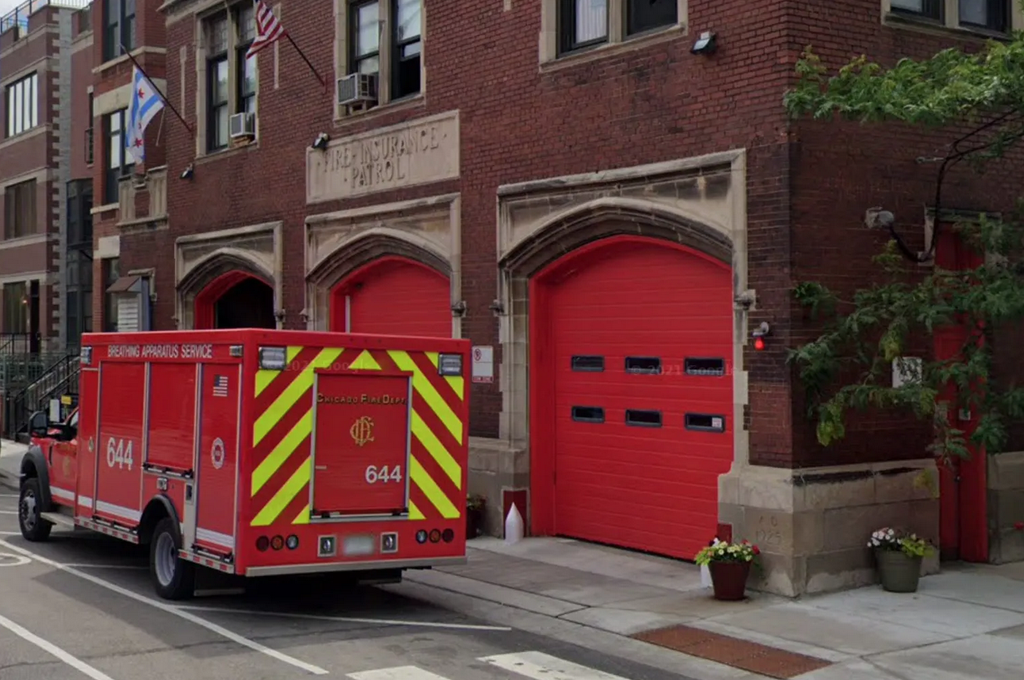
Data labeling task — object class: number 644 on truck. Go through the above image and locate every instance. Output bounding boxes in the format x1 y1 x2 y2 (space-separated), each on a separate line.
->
17 329 471 599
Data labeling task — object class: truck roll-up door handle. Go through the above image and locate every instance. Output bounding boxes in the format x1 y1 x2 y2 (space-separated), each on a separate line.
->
315 465 328 471
48 446 53 464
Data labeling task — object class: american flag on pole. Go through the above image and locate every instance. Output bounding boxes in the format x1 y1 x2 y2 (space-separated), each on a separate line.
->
212 375 229 398
246 0 286 59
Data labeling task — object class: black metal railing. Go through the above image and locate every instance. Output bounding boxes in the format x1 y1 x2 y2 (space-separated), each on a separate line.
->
2 351 80 441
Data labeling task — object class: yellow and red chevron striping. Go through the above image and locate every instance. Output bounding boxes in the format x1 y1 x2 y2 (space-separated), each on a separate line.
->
247 345 466 527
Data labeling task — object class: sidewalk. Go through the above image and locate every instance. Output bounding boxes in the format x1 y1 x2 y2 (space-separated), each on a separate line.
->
0 437 25 488
5 437 1024 679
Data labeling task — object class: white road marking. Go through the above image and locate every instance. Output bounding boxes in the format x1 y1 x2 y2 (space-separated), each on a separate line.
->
0 613 118 680
0 552 31 567
64 563 147 570
349 667 451 680
0 510 18 514
0 540 329 675
480 651 634 680
180 604 512 631
0 531 20 536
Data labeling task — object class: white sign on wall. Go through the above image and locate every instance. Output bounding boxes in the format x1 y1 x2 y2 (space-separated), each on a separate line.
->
472 346 494 384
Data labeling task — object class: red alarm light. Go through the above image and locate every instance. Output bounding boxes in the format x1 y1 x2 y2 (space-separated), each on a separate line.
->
754 336 765 351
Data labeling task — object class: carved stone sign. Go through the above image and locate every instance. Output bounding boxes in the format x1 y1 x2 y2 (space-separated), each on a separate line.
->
306 110 460 204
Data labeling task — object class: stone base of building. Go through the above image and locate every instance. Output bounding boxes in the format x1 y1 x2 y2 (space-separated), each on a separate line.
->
468 437 529 538
718 460 941 597
989 451 1024 563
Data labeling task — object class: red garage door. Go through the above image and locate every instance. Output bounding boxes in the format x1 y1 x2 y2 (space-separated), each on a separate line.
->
331 256 451 337
539 237 733 560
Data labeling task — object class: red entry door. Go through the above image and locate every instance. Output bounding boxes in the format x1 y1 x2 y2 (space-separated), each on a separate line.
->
332 257 451 337
544 239 734 560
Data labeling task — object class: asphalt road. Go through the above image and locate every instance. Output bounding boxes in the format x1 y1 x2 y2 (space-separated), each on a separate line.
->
0 490 687 680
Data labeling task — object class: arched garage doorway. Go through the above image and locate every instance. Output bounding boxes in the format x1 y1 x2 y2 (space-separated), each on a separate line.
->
529 235 734 561
329 255 451 337
194 271 276 330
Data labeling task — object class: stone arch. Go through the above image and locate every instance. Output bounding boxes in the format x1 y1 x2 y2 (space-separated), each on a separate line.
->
305 229 452 330
500 196 733 278
177 248 276 330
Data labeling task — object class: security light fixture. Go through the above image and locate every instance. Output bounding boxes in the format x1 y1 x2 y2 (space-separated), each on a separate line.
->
312 132 330 150
691 31 717 56
180 163 194 180
751 321 770 351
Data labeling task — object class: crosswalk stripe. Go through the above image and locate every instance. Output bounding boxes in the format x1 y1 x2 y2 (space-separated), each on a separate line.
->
479 651 634 680
348 668 451 680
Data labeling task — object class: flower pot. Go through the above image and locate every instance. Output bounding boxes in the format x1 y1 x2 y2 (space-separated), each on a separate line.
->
709 560 752 601
875 548 922 593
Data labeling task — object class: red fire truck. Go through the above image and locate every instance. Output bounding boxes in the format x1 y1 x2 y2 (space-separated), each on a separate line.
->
16 329 471 599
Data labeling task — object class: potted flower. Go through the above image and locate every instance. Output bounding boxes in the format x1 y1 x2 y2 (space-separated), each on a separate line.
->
466 493 486 539
694 538 761 601
868 527 934 593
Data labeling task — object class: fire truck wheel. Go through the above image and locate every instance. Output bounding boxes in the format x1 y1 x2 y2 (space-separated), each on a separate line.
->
149 517 195 600
18 477 52 542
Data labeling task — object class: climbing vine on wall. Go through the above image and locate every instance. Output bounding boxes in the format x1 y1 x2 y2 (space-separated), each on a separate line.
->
782 37 1024 462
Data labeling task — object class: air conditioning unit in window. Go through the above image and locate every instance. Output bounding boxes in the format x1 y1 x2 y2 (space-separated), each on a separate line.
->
337 73 377 106
229 112 255 139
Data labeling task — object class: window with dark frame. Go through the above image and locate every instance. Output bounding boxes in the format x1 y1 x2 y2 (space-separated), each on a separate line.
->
4 180 37 240
958 0 1008 31
626 0 677 35
102 258 120 332
86 91 94 165
102 0 136 63
103 109 132 205
2 282 29 335
5 73 38 138
351 1 381 77
235 3 257 117
392 0 422 99
206 12 230 152
558 0 608 54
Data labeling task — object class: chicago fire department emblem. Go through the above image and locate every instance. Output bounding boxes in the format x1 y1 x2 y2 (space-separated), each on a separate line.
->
62 454 72 478
350 416 375 447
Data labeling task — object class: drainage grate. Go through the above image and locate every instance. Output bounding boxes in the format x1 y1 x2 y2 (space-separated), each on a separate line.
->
632 624 833 679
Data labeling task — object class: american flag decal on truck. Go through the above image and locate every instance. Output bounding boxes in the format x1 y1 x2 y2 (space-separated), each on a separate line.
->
212 375 229 398
248 346 466 527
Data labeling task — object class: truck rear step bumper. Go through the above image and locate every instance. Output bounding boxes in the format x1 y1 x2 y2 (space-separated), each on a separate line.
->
243 555 468 577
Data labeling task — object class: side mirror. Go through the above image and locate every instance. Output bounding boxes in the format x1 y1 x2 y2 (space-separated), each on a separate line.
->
28 411 49 436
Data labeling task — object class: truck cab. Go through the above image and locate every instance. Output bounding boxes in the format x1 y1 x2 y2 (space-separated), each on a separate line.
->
18 406 80 542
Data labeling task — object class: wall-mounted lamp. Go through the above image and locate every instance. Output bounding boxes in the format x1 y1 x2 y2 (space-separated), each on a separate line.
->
451 300 467 317
312 132 330 151
751 321 770 351
489 299 505 316
691 31 717 56
180 163 194 180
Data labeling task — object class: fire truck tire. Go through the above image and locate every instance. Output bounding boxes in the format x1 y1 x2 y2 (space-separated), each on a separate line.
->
18 477 52 542
149 517 195 600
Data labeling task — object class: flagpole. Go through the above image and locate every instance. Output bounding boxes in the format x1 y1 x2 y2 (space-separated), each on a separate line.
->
120 44 193 132
284 33 327 91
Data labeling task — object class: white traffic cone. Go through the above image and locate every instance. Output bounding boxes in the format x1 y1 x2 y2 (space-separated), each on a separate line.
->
504 503 524 545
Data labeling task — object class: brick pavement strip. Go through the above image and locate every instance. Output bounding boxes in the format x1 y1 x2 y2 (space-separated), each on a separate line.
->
633 625 833 679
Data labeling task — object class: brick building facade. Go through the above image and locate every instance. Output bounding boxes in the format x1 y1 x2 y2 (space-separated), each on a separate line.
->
95 0 1024 595
0 0 92 352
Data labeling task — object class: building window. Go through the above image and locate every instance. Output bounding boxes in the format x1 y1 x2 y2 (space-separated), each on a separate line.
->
351 1 380 76
2 282 28 335
557 0 677 55
86 92 95 165
887 0 1011 32
4 73 38 138
959 0 1008 31
3 180 37 240
102 258 119 332
102 0 136 63
103 109 133 205
202 5 258 153
392 0 422 99
341 0 422 110
236 3 257 117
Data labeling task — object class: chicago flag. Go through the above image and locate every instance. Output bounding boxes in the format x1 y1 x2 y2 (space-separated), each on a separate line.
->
126 65 165 165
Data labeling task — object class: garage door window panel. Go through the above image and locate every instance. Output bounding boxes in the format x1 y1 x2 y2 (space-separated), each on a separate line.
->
571 354 604 371
684 357 725 376
570 406 604 423
624 356 661 374
624 409 661 427
685 413 726 433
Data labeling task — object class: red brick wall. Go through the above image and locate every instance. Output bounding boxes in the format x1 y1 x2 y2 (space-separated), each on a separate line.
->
114 0 1024 467
70 23 95 181
782 2 1024 467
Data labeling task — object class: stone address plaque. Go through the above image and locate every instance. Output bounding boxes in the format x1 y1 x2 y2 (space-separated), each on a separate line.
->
306 110 460 204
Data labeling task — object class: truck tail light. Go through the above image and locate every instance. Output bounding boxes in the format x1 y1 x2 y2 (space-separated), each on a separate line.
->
256 536 270 551
258 346 287 370
429 529 441 543
270 535 285 551
442 529 454 543
286 535 299 550
416 530 428 544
